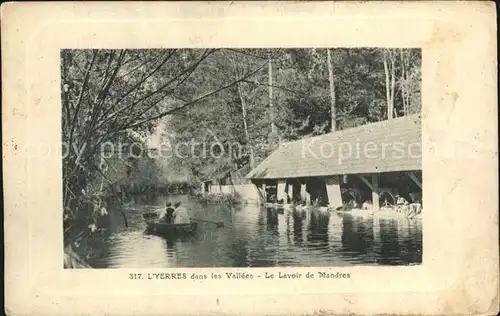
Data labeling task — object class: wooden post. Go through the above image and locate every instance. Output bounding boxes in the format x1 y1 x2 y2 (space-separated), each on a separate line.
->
300 181 310 205
262 182 267 203
291 180 300 202
325 176 342 208
372 174 380 211
284 181 291 202
277 179 287 202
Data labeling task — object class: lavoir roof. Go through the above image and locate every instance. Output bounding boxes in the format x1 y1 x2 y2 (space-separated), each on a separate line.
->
246 115 421 180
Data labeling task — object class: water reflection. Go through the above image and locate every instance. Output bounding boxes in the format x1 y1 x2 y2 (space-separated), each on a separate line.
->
88 196 423 268
377 219 401 265
266 207 279 227
292 210 305 246
307 210 330 250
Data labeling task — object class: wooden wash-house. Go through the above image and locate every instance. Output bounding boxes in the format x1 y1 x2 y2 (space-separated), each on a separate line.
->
246 115 422 210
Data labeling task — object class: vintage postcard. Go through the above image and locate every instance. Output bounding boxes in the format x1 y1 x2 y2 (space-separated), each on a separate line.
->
2 1 498 315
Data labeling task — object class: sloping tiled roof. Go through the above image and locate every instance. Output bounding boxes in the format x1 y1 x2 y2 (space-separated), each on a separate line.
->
246 115 421 179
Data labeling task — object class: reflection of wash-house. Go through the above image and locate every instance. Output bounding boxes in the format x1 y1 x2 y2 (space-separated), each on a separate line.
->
246 115 422 210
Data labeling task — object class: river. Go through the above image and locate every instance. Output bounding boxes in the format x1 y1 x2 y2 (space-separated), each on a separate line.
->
88 195 422 268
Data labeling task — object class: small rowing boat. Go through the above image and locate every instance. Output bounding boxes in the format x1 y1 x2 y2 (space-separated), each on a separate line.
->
142 212 198 236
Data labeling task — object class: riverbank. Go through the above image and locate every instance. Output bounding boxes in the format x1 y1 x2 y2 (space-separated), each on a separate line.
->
264 203 422 220
337 207 423 220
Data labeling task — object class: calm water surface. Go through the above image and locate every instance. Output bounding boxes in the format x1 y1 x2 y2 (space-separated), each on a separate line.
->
88 195 422 268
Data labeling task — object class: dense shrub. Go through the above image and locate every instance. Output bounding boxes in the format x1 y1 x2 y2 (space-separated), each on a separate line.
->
192 192 243 206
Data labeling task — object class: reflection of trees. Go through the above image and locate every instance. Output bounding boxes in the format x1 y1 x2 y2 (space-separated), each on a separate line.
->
86 234 111 268
292 210 306 246
229 238 250 267
242 207 279 267
307 210 330 249
284 211 292 240
266 207 279 229
398 220 423 264
278 210 292 247
86 206 129 267
327 213 344 245
224 204 261 267
341 215 374 258
375 219 401 265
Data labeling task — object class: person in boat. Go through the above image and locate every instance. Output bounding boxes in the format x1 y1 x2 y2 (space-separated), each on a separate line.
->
158 202 175 223
165 202 176 223
172 201 190 224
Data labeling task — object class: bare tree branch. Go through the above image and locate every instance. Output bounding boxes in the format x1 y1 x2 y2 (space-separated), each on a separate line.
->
68 50 98 150
121 50 282 132
95 49 213 131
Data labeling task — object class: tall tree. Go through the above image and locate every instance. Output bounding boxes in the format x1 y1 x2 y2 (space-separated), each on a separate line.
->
229 53 256 169
382 48 397 120
268 56 276 134
327 49 337 131
397 48 421 116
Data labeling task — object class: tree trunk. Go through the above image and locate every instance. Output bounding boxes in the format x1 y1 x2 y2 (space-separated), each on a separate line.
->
268 58 276 133
383 54 392 120
230 57 255 169
403 49 414 115
327 49 337 132
236 80 255 169
390 51 396 118
400 49 407 116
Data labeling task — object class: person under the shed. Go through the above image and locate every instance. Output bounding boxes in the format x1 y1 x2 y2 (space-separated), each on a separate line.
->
172 201 191 224
395 195 410 213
